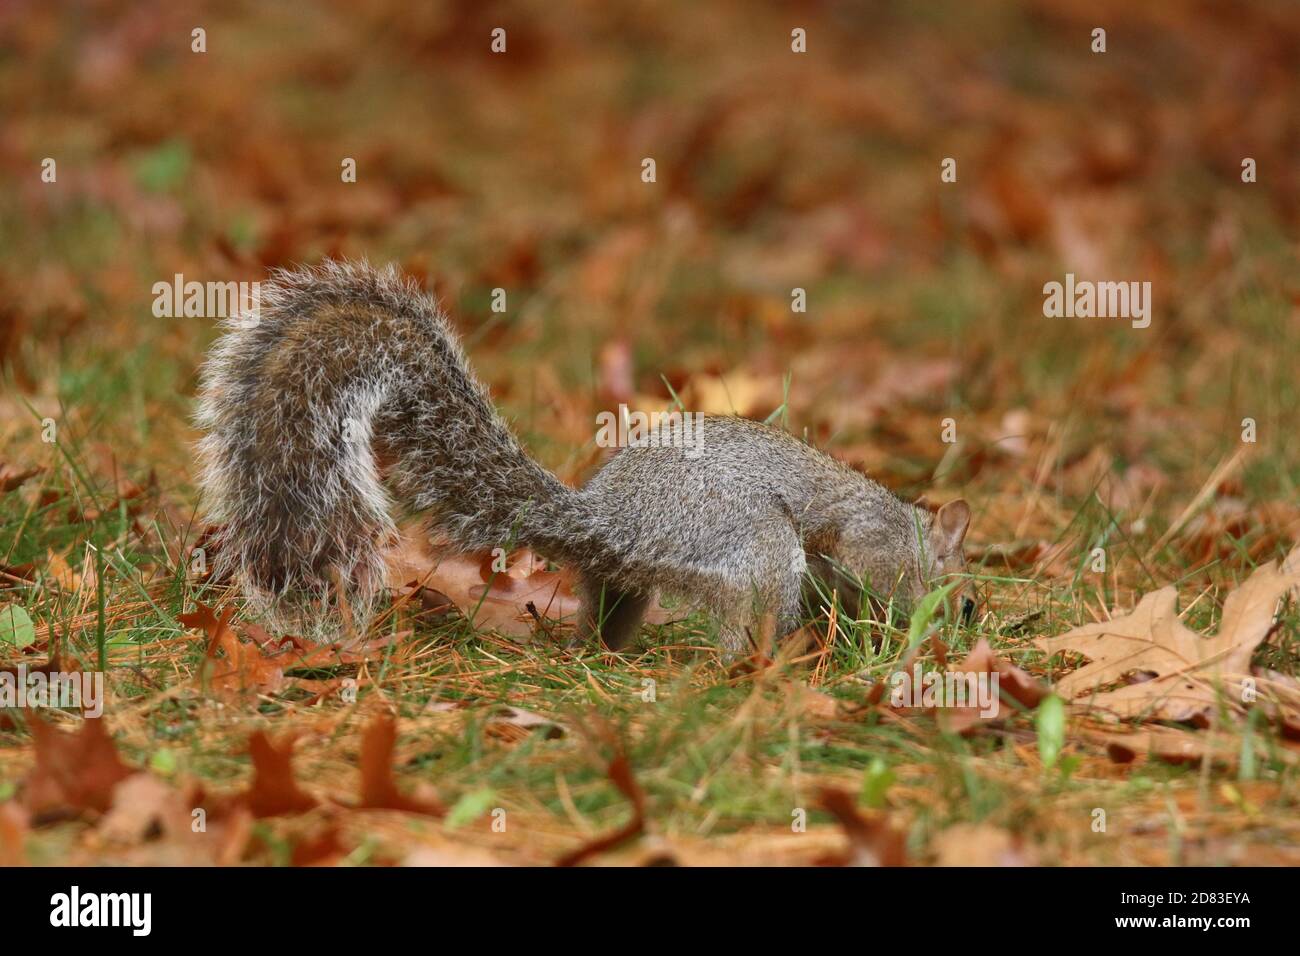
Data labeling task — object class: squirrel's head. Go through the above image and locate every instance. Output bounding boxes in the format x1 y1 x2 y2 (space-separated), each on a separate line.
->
917 498 972 617
822 496 971 621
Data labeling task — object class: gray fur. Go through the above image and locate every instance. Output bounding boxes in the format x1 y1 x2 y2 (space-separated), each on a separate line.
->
196 261 968 650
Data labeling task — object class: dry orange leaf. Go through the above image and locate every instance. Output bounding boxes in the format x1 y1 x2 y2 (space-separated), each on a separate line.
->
873 637 1049 735
1039 546 1300 724
0 463 42 493
99 774 254 865
356 715 444 816
555 752 646 866
44 549 78 591
384 526 682 639
183 603 288 696
685 369 784 417
484 704 567 741
0 801 29 865
1083 722 1294 769
244 731 319 818
98 772 185 843
932 823 1033 866
939 637 1051 734
816 787 906 867
22 715 134 818
291 826 350 867
384 533 580 637
179 602 363 700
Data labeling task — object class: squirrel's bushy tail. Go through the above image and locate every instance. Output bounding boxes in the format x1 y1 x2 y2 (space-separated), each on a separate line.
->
196 260 592 640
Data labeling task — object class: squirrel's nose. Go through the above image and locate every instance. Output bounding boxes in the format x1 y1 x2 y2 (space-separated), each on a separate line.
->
960 596 976 624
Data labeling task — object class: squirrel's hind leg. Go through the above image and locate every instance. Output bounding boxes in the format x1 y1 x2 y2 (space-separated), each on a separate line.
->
576 578 649 652
714 527 807 658
715 585 804 658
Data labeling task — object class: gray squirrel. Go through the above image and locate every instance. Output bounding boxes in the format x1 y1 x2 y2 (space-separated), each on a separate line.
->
196 260 971 653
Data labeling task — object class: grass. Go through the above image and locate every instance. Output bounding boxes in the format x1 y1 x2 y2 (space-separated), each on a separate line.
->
4 204 1299 863
2 395 1299 866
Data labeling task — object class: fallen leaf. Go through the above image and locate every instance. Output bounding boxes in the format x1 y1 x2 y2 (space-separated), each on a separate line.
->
597 338 635 406
403 842 508 867
881 637 1049 735
994 408 1033 459
0 464 42 492
485 705 566 741
180 602 362 700
291 826 349 866
0 802 28 865
243 731 318 818
555 752 646 866
815 787 906 866
1253 669 1300 740
686 369 784 417
243 623 388 666
356 715 444 816
933 823 1033 866
0 563 36 590
384 534 580 637
969 539 1068 576
956 637 1050 714
0 603 36 648
44 550 78 591
22 715 134 818
790 684 843 721
98 772 177 842
184 603 285 696
1084 722 1294 768
1039 546 1300 724
98 775 255 865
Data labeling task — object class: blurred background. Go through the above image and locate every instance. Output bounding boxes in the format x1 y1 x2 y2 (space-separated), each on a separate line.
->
4 0 1300 870
1 0 1298 576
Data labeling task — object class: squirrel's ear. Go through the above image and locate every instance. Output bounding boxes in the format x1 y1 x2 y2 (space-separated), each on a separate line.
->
932 498 971 552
